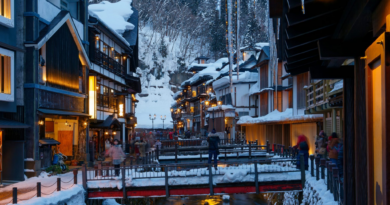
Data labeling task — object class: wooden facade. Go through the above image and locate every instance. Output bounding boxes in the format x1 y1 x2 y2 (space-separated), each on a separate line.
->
46 25 80 92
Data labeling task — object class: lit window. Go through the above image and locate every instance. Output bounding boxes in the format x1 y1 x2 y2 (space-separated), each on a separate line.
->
0 0 13 28
0 47 14 102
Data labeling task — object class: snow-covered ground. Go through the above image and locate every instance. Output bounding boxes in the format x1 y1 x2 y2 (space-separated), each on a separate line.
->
0 171 84 205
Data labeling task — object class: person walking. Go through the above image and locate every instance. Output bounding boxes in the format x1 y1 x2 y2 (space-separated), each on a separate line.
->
315 131 327 158
328 132 343 178
135 139 147 163
169 130 173 140
207 128 220 170
294 135 309 170
185 130 191 139
105 139 126 176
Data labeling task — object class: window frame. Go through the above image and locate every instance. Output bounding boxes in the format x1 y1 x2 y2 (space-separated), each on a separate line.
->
0 0 14 28
0 47 14 102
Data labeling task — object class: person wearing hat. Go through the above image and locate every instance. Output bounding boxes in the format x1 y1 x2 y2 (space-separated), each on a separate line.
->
105 139 126 176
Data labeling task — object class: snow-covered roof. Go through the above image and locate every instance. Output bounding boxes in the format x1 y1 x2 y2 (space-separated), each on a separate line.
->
181 58 229 86
88 0 135 47
207 105 235 111
172 91 182 100
237 108 322 125
329 80 343 95
212 71 258 90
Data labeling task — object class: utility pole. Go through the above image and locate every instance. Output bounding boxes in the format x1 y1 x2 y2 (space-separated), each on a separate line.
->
227 0 234 93
236 0 240 81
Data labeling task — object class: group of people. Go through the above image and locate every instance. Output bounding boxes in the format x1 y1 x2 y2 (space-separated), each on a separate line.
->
294 131 344 179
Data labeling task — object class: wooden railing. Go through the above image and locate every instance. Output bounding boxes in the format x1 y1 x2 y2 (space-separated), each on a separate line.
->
92 49 125 77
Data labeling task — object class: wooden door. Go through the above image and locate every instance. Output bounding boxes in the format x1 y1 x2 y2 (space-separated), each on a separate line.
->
365 32 390 205
58 131 73 156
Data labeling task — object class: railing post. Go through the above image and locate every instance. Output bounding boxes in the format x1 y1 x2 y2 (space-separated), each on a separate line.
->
329 163 335 194
256 140 258 150
82 164 87 189
320 158 326 179
122 165 126 199
12 187 17 204
164 166 169 197
175 143 178 163
249 141 252 159
300 153 305 188
315 155 320 181
200 150 202 162
37 182 41 197
57 178 61 191
208 164 214 196
98 161 102 177
73 169 78 184
130 156 133 166
273 143 276 153
156 146 159 161
266 140 269 153
282 145 285 157
225 148 227 161
254 161 259 194
145 152 149 165
309 155 315 177
333 167 339 201
326 161 331 191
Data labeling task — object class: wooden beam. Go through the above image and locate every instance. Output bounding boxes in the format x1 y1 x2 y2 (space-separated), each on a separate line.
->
318 40 365 60
286 2 342 26
285 28 331 49
353 57 367 205
309 66 354 79
286 12 340 39
285 56 319 70
286 52 318 65
285 42 317 58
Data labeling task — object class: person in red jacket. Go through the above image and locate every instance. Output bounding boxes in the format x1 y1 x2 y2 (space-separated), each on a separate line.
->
169 130 173 140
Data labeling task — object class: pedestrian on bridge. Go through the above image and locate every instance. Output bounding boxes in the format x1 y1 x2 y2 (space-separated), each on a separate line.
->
105 139 126 176
207 128 220 170
294 135 309 170
135 139 147 163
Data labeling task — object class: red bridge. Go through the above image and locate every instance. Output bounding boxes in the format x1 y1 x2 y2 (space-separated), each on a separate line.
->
82 158 304 199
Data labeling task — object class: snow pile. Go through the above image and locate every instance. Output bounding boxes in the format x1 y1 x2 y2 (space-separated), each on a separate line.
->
103 199 121 205
237 108 323 125
220 169 249 183
329 80 343 94
15 185 85 205
135 75 174 129
88 0 134 35
222 195 230 201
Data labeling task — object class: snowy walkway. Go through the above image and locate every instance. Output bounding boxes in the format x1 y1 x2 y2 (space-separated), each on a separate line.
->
0 171 84 205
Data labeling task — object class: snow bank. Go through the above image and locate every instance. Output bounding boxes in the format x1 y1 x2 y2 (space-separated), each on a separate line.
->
16 185 85 205
237 108 323 125
103 199 121 205
329 80 343 94
222 195 230 201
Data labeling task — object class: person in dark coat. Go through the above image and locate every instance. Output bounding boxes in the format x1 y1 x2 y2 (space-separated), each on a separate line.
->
294 135 309 170
328 132 343 178
207 128 220 170
185 130 191 138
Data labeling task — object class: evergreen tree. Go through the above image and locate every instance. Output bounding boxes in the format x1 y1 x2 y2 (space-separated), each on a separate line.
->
158 38 168 58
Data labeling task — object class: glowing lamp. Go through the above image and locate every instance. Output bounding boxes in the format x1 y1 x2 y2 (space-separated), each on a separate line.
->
105 132 108 135
83 121 87 127
134 124 137 127
65 121 68 126
205 101 210 107
118 95 125 117
217 101 222 105
38 120 44 126
113 131 117 135
123 56 126 60
170 108 173 112
89 76 97 119
95 36 99 40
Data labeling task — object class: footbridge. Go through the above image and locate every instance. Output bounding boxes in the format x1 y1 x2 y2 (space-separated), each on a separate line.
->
82 157 305 199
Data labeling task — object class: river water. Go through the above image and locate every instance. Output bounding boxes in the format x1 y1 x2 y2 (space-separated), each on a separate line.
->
156 194 269 205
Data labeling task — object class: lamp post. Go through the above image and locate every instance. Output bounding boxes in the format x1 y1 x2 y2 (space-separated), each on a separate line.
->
161 115 166 129
149 114 156 130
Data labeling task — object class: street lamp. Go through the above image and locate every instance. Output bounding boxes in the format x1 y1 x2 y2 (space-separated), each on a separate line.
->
149 114 156 130
161 115 166 129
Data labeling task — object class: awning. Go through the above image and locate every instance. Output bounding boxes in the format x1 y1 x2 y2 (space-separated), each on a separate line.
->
0 119 29 128
90 115 121 129
39 138 60 145
38 109 90 117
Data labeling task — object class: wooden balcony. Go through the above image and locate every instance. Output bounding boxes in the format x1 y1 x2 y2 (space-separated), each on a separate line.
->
91 49 125 77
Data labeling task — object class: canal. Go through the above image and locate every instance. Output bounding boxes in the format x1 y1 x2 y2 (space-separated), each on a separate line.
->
155 194 270 205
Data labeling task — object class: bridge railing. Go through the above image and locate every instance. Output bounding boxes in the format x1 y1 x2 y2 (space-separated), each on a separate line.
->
160 138 250 148
82 158 305 197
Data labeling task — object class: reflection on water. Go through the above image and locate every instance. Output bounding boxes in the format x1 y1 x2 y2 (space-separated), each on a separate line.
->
156 194 268 205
